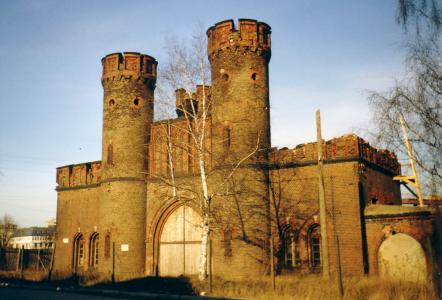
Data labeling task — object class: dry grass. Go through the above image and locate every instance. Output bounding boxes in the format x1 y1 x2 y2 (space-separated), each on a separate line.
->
0 270 48 282
191 274 438 300
0 270 437 299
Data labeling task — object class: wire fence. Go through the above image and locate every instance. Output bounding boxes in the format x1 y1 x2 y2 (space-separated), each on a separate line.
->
0 247 53 272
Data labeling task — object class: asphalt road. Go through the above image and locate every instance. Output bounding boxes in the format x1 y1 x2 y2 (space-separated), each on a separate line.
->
0 287 137 300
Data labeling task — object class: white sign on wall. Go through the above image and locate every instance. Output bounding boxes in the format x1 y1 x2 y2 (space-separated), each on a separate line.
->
121 244 129 252
62 238 69 244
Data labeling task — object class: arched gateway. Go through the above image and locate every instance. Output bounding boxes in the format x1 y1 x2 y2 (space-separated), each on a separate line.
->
159 205 202 276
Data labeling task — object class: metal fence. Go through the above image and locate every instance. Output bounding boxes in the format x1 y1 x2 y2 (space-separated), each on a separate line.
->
0 247 53 272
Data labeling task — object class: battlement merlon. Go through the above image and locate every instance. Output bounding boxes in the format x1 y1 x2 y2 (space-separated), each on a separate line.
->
175 85 211 117
207 19 271 60
56 161 102 190
270 134 401 175
101 52 158 85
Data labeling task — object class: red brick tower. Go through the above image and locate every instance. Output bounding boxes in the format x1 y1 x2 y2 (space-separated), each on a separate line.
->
207 19 272 276
99 52 157 279
208 19 271 163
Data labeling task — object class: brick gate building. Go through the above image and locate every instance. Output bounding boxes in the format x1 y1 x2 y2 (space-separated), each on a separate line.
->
53 19 440 282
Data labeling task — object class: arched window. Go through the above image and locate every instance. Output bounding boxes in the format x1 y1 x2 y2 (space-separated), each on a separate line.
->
104 233 111 260
308 224 321 269
283 227 300 268
107 144 113 165
89 233 99 267
73 233 85 273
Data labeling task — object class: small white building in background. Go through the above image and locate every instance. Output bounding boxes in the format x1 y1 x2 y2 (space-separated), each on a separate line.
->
9 225 55 250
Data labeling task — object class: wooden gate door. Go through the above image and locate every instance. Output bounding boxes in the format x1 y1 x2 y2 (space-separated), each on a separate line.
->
159 205 202 276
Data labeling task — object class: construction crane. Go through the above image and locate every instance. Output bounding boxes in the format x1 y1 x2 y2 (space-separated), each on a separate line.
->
393 115 424 207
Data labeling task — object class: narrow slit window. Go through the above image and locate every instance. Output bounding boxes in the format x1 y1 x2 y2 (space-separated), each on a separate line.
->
107 144 113 165
223 127 231 149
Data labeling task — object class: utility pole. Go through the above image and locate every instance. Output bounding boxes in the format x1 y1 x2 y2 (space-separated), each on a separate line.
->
393 115 424 207
112 242 115 284
316 110 330 280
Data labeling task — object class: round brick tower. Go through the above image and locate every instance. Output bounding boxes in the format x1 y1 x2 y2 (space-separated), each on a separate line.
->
99 52 157 279
207 19 271 163
207 19 272 276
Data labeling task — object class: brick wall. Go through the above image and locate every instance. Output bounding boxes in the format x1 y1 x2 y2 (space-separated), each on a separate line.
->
53 187 100 278
270 161 365 276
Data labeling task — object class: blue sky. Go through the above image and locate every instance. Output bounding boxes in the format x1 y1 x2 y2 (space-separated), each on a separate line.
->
0 0 407 226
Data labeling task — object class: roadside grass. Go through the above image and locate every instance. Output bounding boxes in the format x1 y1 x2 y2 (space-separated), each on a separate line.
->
190 274 437 300
0 270 437 299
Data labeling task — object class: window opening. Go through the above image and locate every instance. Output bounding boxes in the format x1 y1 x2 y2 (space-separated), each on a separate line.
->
309 225 321 269
89 233 99 267
104 234 111 260
107 144 113 165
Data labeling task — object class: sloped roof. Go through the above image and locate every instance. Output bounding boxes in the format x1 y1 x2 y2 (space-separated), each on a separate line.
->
12 226 55 238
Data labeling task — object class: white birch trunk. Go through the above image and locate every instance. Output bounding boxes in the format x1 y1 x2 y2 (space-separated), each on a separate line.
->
197 95 210 280
199 213 210 280
166 121 177 199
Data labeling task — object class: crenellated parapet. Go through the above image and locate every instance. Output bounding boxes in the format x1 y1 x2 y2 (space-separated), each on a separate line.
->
207 19 271 61
270 134 401 175
56 161 101 190
101 52 157 87
175 85 211 117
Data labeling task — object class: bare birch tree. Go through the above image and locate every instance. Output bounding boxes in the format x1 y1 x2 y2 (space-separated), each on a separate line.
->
368 1 442 194
397 0 442 35
0 214 17 247
156 27 260 280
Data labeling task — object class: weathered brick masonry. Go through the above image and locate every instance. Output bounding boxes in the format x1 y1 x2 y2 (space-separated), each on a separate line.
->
53 19 439 282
